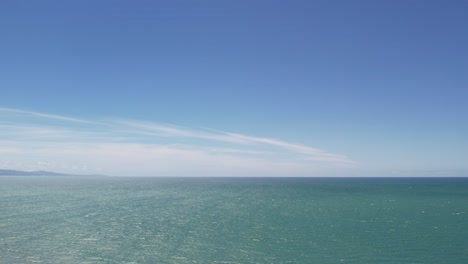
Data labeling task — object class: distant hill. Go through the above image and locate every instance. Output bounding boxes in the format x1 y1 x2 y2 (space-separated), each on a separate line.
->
0 169 102 177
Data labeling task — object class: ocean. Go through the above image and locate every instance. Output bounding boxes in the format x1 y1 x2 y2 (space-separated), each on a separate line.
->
1 176 467 263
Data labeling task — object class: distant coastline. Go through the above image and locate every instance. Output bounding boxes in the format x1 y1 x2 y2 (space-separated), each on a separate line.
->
0 169 104 177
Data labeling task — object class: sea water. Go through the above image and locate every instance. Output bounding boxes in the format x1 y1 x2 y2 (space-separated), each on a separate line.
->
0 177 467 263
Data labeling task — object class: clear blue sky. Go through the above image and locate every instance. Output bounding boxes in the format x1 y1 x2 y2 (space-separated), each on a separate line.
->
1 0 467 176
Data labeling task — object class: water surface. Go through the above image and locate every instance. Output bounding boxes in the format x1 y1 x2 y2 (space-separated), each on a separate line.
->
1 177 467 263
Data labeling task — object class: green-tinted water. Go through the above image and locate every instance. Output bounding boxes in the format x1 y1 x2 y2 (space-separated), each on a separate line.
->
1 177 467 263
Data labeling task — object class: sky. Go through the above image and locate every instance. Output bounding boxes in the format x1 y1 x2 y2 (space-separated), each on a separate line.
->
1 0 467 177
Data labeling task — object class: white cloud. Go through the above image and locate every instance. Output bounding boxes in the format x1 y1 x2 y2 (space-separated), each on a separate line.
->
114 119 354 165
0 107 93 124
0 142 339 176
0 107 356 176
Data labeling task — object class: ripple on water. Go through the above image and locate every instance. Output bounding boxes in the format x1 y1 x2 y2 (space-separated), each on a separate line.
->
1 177 468 263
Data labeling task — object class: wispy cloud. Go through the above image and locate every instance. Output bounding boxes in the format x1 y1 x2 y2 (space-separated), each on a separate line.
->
114 119 250 144
116 119 354 165
0 107 93 124
0 107 356 176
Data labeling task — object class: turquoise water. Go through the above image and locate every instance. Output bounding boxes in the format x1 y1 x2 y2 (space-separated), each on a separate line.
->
1 177 467 263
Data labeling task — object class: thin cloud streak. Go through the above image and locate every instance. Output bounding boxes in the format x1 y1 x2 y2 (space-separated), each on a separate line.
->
0 107 96 124
0 107 356 175
114 119 250 144
117 119 354 165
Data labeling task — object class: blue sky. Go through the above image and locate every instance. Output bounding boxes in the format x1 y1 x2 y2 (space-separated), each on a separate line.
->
1 0 467 176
